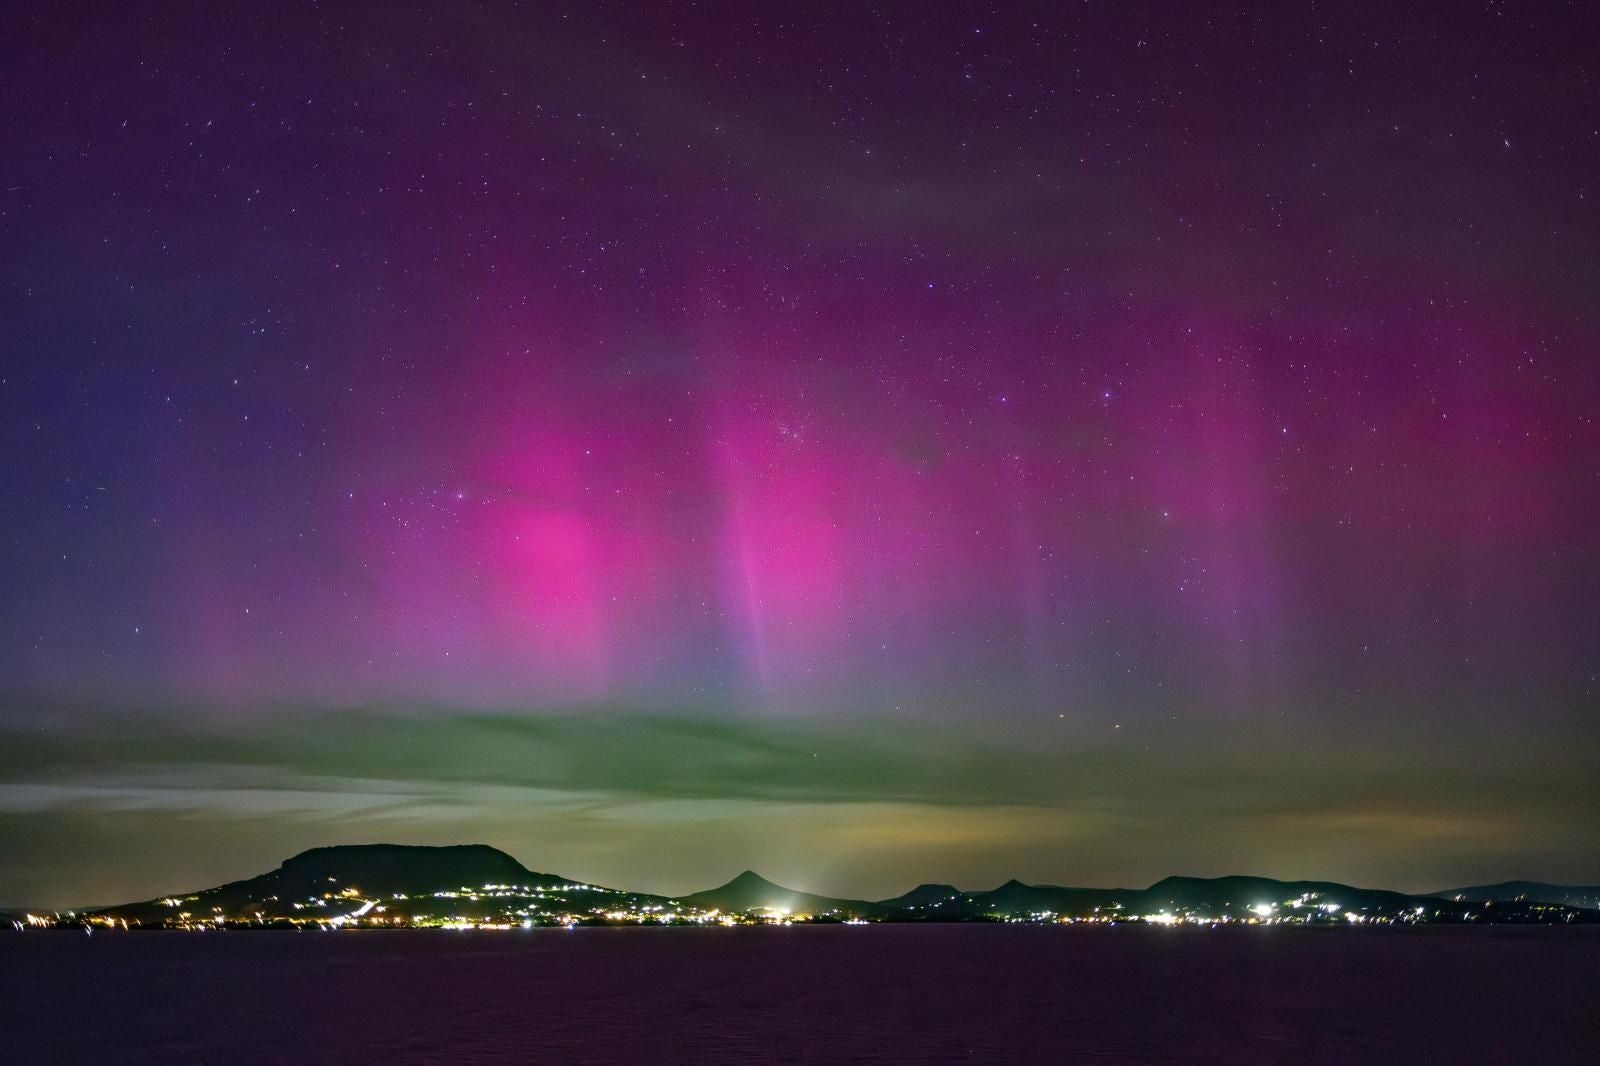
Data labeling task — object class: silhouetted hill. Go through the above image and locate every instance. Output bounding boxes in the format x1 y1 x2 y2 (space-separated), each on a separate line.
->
57 846 1600 928
885 874 1600 923
252 845 547 889
1431 881 1600 910
197 843 567 906
879 883 961 908
972 878 1129 915
1141 875 1421 915
681 871 889 917
87 844 610 926
879 879 1134 921
273 844 551 894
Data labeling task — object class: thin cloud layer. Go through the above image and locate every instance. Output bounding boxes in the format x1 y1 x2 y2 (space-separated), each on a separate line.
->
1 704 1593 907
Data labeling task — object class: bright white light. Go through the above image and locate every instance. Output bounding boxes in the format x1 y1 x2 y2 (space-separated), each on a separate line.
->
1251 904 1275 918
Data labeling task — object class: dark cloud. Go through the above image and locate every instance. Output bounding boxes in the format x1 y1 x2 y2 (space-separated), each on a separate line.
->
2 704 1593 907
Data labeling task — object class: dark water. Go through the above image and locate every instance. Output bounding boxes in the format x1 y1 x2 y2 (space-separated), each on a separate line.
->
3 925 1597 1063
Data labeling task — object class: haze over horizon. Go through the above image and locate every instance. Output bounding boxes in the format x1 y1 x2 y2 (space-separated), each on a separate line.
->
3 2 1598 909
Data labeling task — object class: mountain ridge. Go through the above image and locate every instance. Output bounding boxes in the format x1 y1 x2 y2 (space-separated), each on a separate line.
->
1430 881 1600 910
680 869 890 918
878 883 961 908
38 844 1600 928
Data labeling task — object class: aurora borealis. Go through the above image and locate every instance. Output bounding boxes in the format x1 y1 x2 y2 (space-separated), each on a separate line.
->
2 2 1597 907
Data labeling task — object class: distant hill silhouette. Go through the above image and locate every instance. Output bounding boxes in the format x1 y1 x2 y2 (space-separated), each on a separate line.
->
1431 881 1600 910
85 844 598 925
878 879 1132 920
878 883 961 908
681 871 890 918
973 879 1128 916
54 844 1600 928
877 874 1599 924
1141 875 1421 914
274 844 556 894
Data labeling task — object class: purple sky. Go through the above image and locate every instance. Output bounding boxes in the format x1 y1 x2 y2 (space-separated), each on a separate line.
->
1 1 1597 905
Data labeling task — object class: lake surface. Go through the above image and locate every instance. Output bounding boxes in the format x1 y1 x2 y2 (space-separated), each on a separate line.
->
4 925 1596 1063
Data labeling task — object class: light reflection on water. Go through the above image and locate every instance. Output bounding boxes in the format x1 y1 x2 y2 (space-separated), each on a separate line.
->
3 925 1596 1064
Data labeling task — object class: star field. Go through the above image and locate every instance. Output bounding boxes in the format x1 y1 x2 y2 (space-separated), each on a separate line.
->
1 1 1597 904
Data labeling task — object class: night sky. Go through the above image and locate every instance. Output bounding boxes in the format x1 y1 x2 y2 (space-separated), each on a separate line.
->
3 2 1597 908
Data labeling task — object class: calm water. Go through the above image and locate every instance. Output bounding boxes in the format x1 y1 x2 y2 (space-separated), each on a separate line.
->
4 925 1596 1063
